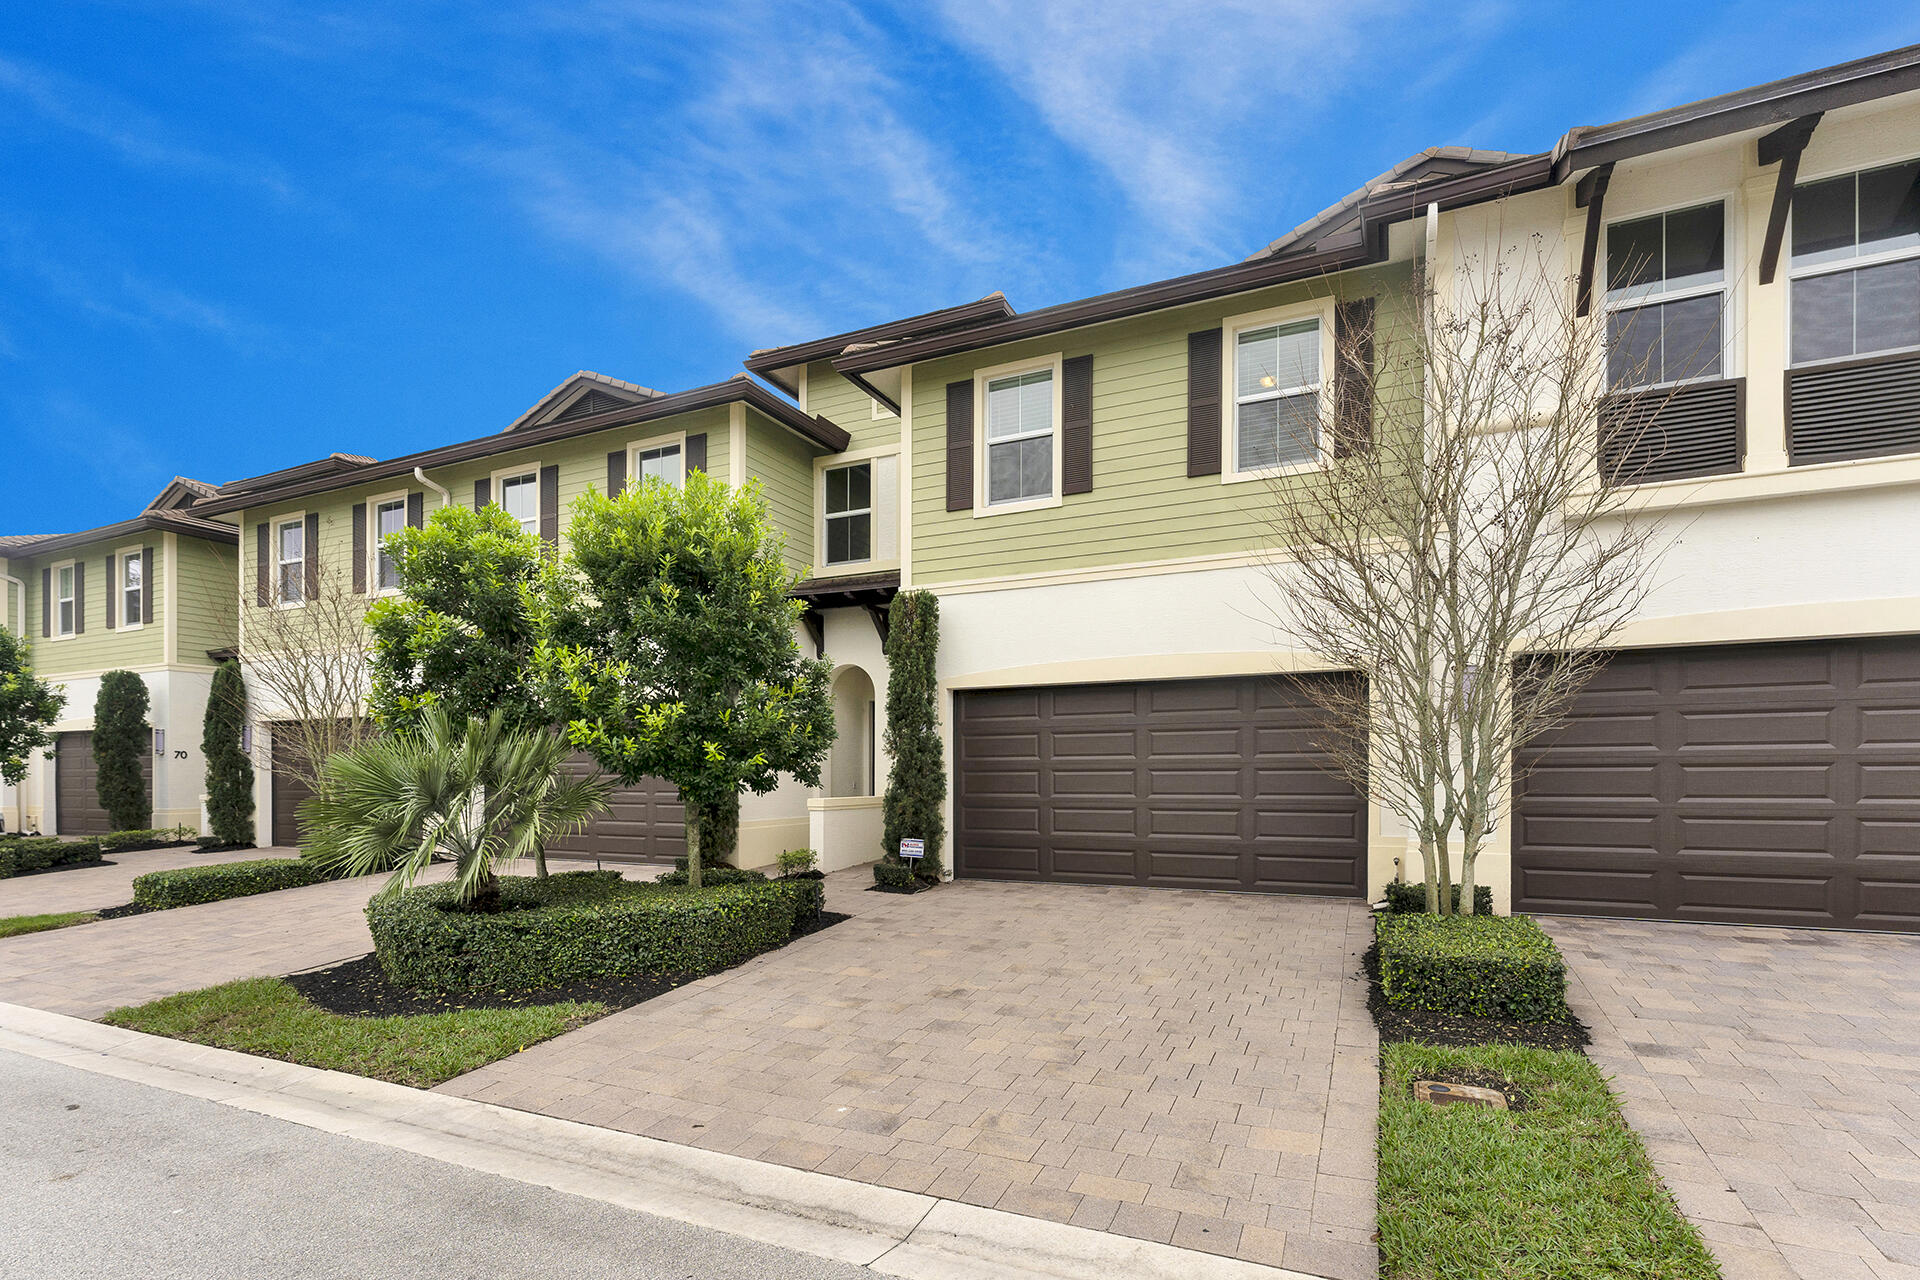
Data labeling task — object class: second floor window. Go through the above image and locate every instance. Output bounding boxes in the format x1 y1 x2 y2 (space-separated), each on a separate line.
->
277 519 305 605
499 472 538 536
635 442 683 488
56 564 75 636
375 498 406 591
1605 202 1725 388
825 462 871 565
985 368 1054 505
1791 159 1920 364
121 553 142 624
1236 319 1322 471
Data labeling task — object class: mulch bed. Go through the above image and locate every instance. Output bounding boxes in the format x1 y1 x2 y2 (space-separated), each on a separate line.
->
286 910 852 1017
95 902 152 920
866 881 936 895
1362 938 1590 1053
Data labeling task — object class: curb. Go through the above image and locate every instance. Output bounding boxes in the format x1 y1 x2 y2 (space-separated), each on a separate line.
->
0 1002 1329 1280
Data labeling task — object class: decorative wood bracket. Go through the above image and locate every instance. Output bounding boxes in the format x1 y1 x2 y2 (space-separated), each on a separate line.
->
1574 162 1614 318
802 608 825 660
1758 112 1822 286
865 603 891 648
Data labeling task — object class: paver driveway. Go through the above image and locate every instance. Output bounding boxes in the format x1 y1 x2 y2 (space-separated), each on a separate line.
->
1548 916 1920 1280
443 875 1379 1278
0 843 290 916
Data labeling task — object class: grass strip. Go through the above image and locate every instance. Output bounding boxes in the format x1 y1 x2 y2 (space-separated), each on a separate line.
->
104 977 603 1088
0 910 97 939
1379 1041 1720 1280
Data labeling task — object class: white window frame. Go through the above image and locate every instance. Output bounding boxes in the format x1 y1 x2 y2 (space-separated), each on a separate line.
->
1223 296 1336 483
491 465 541 537
1786 156 1920 369
116 544 145 631
812 444 901 576
823 460 874 567
51 559 76 639
369 490 409 596
627 430 687 491
973 352 1064 516
1600 196 1736 391
274 515 307 609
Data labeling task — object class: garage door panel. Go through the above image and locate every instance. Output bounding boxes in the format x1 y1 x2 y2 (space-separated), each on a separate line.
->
957 675 1364 896
965 733 1042 760
1516 636 1920 931
545 754 684 862
57 732 151 837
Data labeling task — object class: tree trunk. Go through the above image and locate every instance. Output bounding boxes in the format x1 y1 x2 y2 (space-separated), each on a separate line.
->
686 805 703 890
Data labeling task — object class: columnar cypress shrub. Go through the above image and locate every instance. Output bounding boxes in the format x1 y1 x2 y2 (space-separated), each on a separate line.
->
94 670 152 831
202 661 255 847
879 590 944 884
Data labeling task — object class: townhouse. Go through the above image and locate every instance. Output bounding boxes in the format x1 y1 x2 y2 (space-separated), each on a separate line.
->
1 479 237 835
7 45 1918 932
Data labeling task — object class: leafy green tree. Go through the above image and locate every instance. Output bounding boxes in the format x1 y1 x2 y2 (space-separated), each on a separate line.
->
303 706 611 906
366 505 551 732
93 671 151 830
201 660 255 847
0 626 63 792
536 472 834 888
879 590 945 883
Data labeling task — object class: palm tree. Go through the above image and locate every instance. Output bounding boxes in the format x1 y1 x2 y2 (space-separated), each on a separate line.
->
303 707 611 908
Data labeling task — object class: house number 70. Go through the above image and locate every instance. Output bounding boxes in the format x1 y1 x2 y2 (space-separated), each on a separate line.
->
173 750 189 759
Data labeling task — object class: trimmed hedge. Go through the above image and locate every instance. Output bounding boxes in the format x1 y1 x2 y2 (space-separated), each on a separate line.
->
365 870 818 994
658 864 764 887
0 838 104 878
1381 880 1494 915
131 858 330 910
873 861 917 890
101 827 195 853
1377 913 1569 1023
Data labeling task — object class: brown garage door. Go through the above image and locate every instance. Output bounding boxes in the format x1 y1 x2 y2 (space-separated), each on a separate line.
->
544 754 685 863
955 676 1366 895
1515 637 1920 931
55 731 152 836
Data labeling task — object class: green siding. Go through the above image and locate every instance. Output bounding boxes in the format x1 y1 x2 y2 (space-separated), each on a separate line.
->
744 415 818 576
174 536 239 661
21 538 167 675
806 364 899 454
908 263 1413 584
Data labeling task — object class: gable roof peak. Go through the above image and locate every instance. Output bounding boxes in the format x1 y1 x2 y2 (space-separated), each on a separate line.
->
503 370 660 433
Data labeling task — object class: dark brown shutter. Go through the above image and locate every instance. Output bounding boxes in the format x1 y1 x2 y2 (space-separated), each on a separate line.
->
304 512 320 601
1187 329 1223 477
140 547 153 625
1334 297 1376 457
256 523 269 606
1062 355 1094 495
685 433 707 473
73 559 84 634
104 553 116 629
607 450 626 498
407 491 424 529
41 567 50 637
539 465 559 545
946 379 974 511
350 503 367 595
473 477 491 509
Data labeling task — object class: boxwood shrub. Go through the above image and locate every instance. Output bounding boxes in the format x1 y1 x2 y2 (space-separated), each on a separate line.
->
872 861 917 890
101 827 196 854
0 837 105 878
131 858 330 910
1381 880 1494 915
657 864 765 887
365 870 818 994
1377 913 1569 1023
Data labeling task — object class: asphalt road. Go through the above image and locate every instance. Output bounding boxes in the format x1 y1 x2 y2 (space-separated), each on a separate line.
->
0 1048 883 1280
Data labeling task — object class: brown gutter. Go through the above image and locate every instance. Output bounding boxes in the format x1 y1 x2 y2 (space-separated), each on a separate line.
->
11 510 241 557
191 378 851 517
743 295 1016 393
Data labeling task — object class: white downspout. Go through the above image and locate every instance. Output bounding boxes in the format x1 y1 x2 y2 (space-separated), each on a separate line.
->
414 466 452 508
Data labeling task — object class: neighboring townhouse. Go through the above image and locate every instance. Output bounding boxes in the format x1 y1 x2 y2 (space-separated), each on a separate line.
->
0 479 238 835
745 44 1920 933
182 371 878 867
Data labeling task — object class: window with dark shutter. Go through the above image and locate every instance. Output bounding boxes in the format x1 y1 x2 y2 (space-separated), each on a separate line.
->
473 477 491 509
304 512 320 601
140 547 153 625
41 567 50 637
1187 329 1223 476
1062 355 1094 494
1334 298 1376 457
407 491 424 529
539 465 559 545
73 559 84 634
105 553 117 629
256 523 270 606
351 503 367 595
607 450 626 498
946 380 975 511
685 433 707 473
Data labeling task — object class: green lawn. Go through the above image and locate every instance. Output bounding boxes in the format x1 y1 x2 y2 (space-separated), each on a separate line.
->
1378 1041 1720 1280
0 910 97 939
103 978 604 1088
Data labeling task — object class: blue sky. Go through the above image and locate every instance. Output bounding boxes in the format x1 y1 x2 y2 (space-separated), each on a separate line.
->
4 1 1917 531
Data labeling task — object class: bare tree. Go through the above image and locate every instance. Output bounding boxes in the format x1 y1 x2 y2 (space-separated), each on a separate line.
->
1259 237 1685 914
235 563 375 803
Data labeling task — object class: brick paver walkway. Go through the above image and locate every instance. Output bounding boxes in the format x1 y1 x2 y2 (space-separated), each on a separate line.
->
443 875 1380 1278
1548 916 1920 1280
0 843 293 917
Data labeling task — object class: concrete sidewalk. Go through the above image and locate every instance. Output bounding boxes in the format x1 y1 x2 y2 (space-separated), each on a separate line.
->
0 842 286 916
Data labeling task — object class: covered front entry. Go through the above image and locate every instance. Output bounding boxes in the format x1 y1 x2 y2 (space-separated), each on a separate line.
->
954 674 1367 895
1514 636 1920 931
543 755 685 863
55 731 151 836
269 724 315 849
